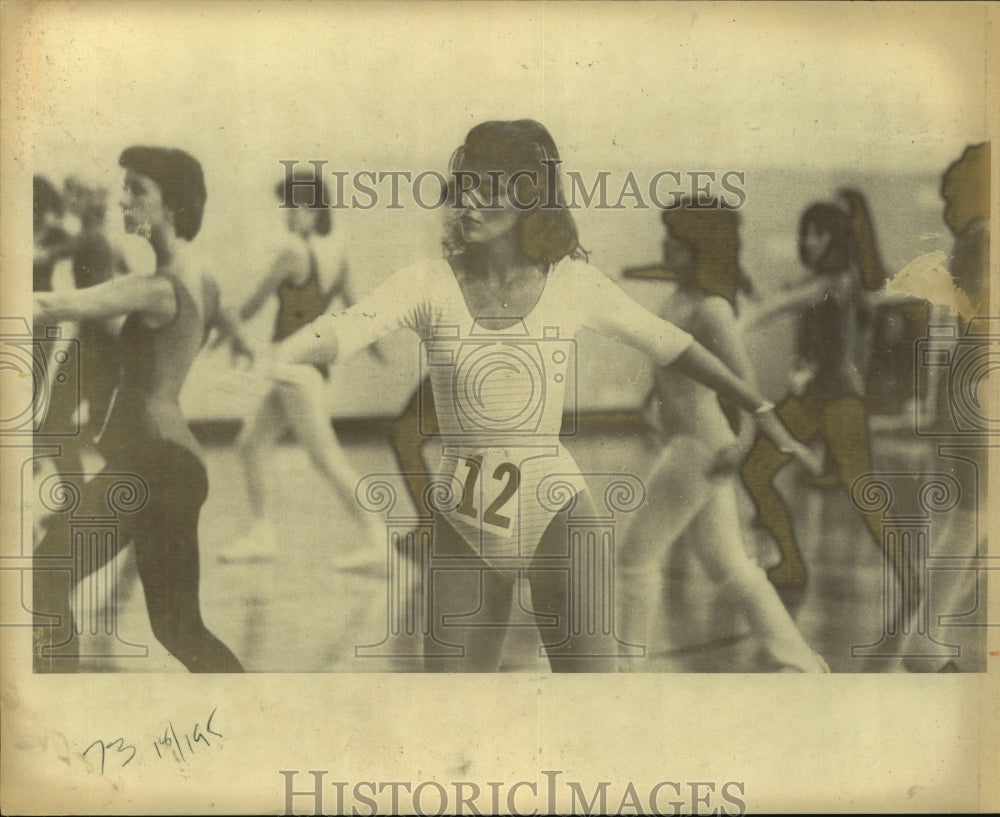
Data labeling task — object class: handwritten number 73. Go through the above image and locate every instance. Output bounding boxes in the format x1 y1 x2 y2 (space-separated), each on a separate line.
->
83 738 136 774
83 708 221 773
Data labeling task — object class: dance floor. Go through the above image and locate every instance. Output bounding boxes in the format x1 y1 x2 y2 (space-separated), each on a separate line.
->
40 422 984 675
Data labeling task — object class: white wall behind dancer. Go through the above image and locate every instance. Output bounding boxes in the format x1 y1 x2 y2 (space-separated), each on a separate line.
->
24 3 981 418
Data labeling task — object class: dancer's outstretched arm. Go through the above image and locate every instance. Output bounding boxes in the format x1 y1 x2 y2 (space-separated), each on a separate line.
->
265 259 430 375
34 274 176 325
268 314 341 372
669 343 821 473
209 247 299 357
576 265 824 476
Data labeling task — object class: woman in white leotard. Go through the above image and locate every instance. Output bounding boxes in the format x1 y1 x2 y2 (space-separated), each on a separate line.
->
266 120 821 672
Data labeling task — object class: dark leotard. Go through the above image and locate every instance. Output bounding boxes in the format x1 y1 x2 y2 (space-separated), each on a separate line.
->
272 244 330 378
35 271 244 673
796 290 872 400
273 245 324 340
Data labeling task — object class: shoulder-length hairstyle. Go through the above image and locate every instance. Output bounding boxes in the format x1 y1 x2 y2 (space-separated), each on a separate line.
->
442 119 586 265
119 146 207 240
661 199 751 307
798 189 885 289
275 173 333 237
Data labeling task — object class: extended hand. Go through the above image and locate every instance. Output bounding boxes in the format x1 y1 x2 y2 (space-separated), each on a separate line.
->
785 442 825 477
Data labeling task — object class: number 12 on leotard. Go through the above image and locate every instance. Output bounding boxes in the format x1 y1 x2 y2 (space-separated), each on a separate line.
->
456 456 521 530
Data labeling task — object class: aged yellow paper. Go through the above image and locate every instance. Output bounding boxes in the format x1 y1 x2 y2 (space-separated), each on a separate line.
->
2 1 998 813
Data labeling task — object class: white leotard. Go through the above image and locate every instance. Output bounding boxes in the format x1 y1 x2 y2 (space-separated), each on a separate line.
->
317 256 693 566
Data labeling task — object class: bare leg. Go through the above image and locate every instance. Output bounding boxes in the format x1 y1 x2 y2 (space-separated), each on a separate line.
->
217 389 287 562
274 369 382 551
530 491 621 673
422 515 514 672
740 397 818 593
822 396 918 620
236 388 287 522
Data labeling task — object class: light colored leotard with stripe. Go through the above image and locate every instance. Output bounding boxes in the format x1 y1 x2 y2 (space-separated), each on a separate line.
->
316 256 693 567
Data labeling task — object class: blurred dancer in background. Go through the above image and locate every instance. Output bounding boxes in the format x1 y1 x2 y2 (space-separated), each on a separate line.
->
741 189 919 618
941 143 990 318
32 175 76 455
60 177 131 474
33 175 73 292
34 146 244 672
33 175 130 472
215 171 385 564
892 142 991 673
616 201 828 672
